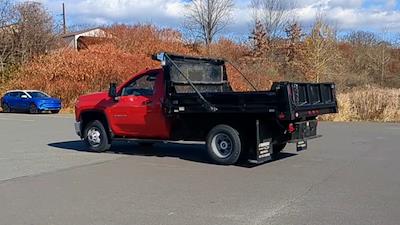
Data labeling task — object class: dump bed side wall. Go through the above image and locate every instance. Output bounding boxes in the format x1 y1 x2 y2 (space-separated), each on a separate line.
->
167 91 279 114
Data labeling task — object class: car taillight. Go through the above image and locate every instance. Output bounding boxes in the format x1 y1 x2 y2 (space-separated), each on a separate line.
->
288 123 296 133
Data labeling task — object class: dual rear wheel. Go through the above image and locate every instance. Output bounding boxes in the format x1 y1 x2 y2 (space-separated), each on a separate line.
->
206 125 242 165
206 124 287 165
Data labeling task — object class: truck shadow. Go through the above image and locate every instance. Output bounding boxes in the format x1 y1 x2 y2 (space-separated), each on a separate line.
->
48 140 297 167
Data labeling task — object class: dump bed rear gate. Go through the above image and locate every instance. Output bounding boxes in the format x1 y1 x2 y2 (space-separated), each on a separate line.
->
271 82 337 121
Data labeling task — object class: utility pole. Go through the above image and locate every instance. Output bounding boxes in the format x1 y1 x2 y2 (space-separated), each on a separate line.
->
62 3 67 34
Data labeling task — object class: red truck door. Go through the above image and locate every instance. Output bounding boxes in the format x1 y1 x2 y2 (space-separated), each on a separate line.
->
106 70 170 139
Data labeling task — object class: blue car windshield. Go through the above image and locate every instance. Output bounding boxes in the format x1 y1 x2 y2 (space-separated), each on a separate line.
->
28 92 49 98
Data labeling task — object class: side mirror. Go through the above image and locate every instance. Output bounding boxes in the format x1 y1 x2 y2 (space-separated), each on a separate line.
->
21 95 28 99
108 83 117 99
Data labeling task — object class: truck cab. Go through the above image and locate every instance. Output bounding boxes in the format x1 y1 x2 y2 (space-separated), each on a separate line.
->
75 53 338 165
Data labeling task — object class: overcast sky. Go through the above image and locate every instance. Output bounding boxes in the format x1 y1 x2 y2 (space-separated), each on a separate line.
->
36 0 400 38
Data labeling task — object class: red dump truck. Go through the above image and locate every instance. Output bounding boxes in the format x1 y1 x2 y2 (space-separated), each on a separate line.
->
74 53 338 165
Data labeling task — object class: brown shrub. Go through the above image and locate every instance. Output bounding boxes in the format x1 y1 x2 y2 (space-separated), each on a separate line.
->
6 44 144 107
106 24 193 56
322 87 400 122
207 38 250 61
3 25 280 108
226 58 281 92
4 25 196 108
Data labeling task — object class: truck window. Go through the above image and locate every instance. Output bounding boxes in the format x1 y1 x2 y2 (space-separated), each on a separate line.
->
121 74 156 97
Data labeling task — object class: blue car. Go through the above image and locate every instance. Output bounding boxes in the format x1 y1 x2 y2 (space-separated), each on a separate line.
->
1 90 62 114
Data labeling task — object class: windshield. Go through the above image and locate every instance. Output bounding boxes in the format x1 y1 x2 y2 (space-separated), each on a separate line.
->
27 91 50 98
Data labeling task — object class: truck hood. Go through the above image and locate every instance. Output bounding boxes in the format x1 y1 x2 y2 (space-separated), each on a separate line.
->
78 92 108 103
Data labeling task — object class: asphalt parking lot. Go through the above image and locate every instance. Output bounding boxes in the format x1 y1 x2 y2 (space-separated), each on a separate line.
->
0 113 399 225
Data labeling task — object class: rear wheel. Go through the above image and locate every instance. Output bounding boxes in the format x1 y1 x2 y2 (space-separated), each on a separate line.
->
51 110 60 114
1 103 11 113
84 120 111 152
206 125 241 165
29 103 39 114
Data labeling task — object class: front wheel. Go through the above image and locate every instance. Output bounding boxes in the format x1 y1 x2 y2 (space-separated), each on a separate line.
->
84 120 111 152
29 103 39 114
206 124 241 165
51 110 60 114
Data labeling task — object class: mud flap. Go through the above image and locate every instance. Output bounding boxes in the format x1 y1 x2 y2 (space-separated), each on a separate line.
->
248 139 273 164
248 120 273 164
296 140 307 151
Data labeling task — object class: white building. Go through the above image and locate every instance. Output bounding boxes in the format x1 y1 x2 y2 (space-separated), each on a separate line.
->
61 28 108 50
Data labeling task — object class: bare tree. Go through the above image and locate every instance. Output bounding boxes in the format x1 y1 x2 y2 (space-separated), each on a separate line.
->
0 0 17 82
15 1 55 63
344 31 378 85
0 1 55 83
304 16 341 82
282 21 306 80
366 29 392 86
250 0 294 41
249 20 269 57
346 31 378 47
184 0 234 46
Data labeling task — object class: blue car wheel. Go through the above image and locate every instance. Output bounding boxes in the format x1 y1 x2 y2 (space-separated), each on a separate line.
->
29 103 39 114
2 103 11 113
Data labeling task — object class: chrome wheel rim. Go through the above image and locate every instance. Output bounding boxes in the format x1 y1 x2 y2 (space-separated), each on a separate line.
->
211 133 233 158
87 127 101 147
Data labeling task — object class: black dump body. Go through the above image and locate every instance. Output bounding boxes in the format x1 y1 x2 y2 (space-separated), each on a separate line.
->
157 53 338 121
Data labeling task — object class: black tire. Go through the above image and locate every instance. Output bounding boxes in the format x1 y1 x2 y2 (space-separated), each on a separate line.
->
271 142 287 159
29 103 39 114
1 103 11 113
51 110 60 114
206 124 241 165
83 120 111 152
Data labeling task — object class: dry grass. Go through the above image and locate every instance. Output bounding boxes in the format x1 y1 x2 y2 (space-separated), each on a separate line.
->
322 87 400 122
